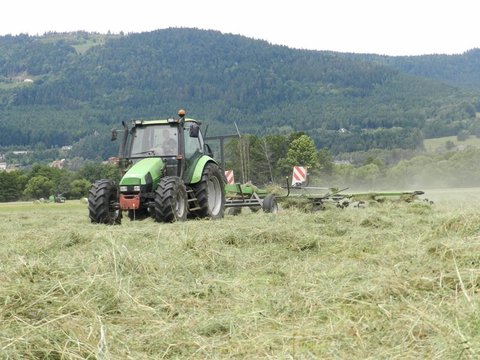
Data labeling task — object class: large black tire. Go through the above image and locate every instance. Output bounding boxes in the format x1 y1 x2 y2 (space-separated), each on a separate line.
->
88 180 122 224
154 176 187 222
262 194 278 214
191 163 225 219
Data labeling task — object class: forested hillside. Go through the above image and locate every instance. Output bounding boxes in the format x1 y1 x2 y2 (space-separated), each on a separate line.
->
0 28 479 159
374 49 480 91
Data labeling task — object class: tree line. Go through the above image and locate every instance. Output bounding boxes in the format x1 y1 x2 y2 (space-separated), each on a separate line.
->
2 131 479 203
220 133 480 189
0 162 119 202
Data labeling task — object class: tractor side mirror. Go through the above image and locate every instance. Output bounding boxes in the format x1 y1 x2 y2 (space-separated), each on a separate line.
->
204 143 214 158
189 124 199 138
111 128 117 141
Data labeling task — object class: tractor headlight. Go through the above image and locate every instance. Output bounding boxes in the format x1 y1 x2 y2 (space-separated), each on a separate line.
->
133 185 141 192
120 186 127 192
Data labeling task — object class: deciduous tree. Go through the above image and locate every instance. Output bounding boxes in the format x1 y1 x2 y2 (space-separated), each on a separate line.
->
286 134 318 169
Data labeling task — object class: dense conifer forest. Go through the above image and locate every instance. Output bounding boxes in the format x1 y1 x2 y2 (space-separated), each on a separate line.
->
0 28 479 159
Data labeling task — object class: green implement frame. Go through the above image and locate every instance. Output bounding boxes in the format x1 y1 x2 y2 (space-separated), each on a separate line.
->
283 180 430 211
224 183 279 213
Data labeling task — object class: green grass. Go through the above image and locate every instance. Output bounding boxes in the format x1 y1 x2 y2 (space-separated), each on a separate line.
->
424 135 480 153
1 194 480 358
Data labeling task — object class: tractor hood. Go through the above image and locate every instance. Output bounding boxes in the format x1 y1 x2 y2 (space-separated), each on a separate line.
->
120 158 164 192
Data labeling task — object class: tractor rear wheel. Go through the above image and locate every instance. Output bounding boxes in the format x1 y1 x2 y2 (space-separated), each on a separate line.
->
154 176 187 222
191 163 225 219
88 180 122 224
262 194 278 213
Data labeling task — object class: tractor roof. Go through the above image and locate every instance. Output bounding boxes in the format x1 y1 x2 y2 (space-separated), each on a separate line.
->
132 118 201 126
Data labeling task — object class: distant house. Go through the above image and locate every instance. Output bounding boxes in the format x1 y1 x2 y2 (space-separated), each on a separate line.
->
12 151 28 155
23 78 34 83
0 162 6 171
61 145 72 151
102 157 120 165
50 159 66 169
334 160 352 165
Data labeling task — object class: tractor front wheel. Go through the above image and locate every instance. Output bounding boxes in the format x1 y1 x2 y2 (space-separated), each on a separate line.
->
191 163 225 219
88 179 122 224
154 176 187 222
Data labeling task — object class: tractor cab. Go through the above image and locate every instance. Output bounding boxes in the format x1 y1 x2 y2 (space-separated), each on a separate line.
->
123 113 208 179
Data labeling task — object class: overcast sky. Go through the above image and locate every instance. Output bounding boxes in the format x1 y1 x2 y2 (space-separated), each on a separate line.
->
1 0 478 56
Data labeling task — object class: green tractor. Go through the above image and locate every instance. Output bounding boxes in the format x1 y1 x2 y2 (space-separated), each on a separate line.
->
88 109 225 224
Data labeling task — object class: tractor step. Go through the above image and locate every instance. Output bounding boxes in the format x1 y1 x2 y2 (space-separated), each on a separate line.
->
186 188 201 212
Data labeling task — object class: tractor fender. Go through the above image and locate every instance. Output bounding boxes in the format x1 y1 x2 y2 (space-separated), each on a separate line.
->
186 155 217 184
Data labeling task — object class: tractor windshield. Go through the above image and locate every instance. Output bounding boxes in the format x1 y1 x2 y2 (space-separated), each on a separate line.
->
129 125 178 157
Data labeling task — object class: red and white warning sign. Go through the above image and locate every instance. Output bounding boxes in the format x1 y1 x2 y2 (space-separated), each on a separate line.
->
291 166 307 186
225 170 235 184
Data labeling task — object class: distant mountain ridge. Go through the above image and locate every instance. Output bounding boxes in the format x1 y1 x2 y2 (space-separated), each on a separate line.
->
344 49 480 90
0 28 479 157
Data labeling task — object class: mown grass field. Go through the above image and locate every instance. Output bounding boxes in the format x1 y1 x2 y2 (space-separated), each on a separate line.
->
1 190 480 358
424 136 480 153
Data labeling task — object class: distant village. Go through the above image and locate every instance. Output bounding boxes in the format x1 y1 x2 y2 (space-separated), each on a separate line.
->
0 146 72 171
0 144 122 172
